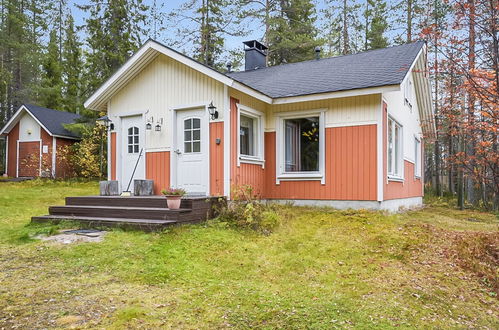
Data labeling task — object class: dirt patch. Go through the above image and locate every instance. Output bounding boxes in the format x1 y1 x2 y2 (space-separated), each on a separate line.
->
37 229 107 244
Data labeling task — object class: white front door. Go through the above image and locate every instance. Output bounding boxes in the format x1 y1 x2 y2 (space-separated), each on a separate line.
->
121 115 145 193
175 108 208 195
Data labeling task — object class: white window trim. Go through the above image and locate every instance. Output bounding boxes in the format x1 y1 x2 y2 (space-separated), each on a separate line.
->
414 136 421 179
237 104 265 168
276 109 326 184
387 116 404 181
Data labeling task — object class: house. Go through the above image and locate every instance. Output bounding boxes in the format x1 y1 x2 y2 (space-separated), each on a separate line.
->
0 104 81 178
84 39 435 211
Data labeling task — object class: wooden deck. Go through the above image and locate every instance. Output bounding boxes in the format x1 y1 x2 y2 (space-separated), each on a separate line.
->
31 196 224 231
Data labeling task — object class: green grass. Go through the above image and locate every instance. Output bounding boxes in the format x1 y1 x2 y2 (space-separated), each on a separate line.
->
0 180 497 329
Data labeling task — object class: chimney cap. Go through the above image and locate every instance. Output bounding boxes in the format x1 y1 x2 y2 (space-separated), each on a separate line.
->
314 46 321 60
243 40 268 52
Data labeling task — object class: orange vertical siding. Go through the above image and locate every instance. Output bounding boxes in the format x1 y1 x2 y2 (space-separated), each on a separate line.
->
145 151 170 195
40 128 53 175
264 125 377 200
210 121 224 196
229 97 266 196
7 123 19 177
110 132 117 180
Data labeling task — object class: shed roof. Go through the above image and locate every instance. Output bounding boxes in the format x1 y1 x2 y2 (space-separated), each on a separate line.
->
226 41 425 98
0 104 81 139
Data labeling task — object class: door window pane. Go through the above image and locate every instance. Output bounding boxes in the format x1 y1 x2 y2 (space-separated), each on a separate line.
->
284 117 319 172
184 118 201 153
193 141 200 152
127 126 139 154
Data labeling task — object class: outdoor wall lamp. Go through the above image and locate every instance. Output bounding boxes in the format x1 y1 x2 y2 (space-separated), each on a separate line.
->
96 115 112 130
146 116 153 130
155 118 163 132
208 101 218 120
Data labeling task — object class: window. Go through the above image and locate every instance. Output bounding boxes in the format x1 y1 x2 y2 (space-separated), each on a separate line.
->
285 117 319 172
388 117 402 178
127 126 139 153
277 110 325 183
404 78 413 109
240 115 255 156
184 118 201 153
238 105 264 164
414 138 421 178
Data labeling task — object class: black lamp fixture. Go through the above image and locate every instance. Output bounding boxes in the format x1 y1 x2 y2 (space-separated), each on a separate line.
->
96 115 112 130
155 118 163 132
208 101 218 120
146 122 152 130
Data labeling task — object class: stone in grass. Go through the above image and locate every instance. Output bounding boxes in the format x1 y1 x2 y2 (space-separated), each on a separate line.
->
134 179 154 196
100 180 119 196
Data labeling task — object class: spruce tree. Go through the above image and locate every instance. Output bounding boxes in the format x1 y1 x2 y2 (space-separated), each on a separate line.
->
365 0 389 50
62 14 83 113
78 0 148 96
0 0 42 123
38 29 63 109
267 0 321 65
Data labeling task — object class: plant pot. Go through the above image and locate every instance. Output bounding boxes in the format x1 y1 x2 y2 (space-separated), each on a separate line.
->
165 195 182 209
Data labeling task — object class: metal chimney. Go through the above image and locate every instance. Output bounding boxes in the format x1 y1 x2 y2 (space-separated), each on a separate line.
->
243 40 268 71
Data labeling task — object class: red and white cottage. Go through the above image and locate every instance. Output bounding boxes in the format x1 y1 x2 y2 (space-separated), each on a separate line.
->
83 39 434 211
0 104 80 178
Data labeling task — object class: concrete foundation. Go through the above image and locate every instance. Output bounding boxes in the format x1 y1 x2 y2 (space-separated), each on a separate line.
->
266 196 423 213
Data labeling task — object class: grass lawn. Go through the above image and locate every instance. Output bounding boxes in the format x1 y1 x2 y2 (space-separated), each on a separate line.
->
0 180 497 329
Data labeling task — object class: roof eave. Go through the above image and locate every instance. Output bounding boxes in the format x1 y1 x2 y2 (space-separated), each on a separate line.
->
272 85 400 105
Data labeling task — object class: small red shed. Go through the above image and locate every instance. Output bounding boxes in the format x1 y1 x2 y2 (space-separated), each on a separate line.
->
0 104 81 178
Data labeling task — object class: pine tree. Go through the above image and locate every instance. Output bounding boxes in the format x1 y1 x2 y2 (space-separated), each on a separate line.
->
267 0 321 65
169 0 245 70
62 14 83 113
365 0 389 50
322 0 363 56
38 29 63 109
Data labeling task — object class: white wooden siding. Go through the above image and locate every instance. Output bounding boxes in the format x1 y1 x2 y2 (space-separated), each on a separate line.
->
19 113 41 141
383 71 423 164
109 55 225 150
230 91 380 131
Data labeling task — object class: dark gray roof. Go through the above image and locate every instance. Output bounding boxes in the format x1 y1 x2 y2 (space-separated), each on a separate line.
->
24 104 81 139
226 41 425 98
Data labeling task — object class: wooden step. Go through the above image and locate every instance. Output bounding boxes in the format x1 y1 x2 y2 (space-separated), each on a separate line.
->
65 196 215 209
31 215 178 232
49 205 191 221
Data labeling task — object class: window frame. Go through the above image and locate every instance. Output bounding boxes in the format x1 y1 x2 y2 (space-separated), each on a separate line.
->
276 109 325 184
414 137 421 178
237 104 264 166
387 116 403 180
